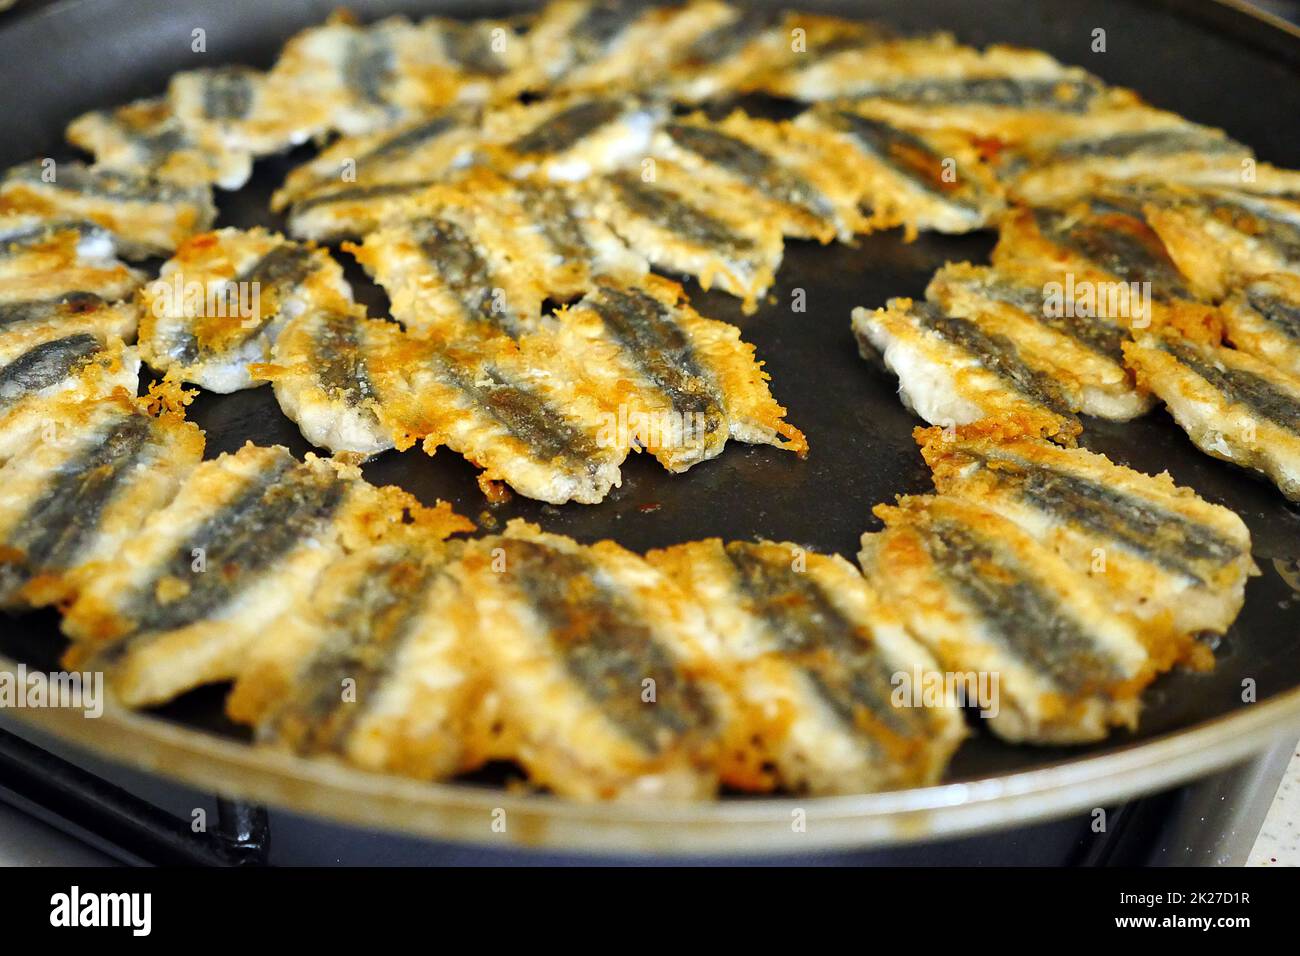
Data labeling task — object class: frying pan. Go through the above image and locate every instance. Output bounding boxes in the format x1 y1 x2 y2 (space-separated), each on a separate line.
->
2 0 1300 855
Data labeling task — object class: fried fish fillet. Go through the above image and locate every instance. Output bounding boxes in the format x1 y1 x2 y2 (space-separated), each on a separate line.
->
347 196 549 340
926 262 1152 420
583 160 785 311
512 0 733 96
480 94 664 183
712 8 894 102
254 306 401 456
343 168 643 310
992 195 1199 308
1139 186 1300 301
59 444 456 707
1220 273 1300 377
852 297 1081 440
455 521 728 800
168 65 332 157
273 108 481 216
0 334 139 433
376 331 628 505
860 495 1170 744
652 110 872 242
284 180 444 244
269 15 492 138
999 109 1254 207
647 538 966 795
0 290 138 373
917 419 1256 637
769 32 1109 115
138 228 352 392
796 103 1005 235
0 392 204 609
1125 328 1300 501
0 161 216 259
225 525 483 781
0 215 122 277
660 3 787 103
66 97 253 191
539 275 806 471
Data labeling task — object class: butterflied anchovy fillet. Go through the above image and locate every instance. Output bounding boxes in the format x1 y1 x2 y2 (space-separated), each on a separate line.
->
652 111 871 242
344 167 643 304
138 228 352 393
0 291 138 366
66 97 253 191
917 419 1256 638
377 331 627 505
254 305 400 456
769 32 1108 111
396 168 645 299
1139 186 1300 301
539 275 806 472
512 0 731 95
418 14 528 96
226 522 484 780
0 334 138 433
860 495 1165 744
999 109 1254 206
168 65 332 157
481 95 664 182
0 392 204 609
269 15 490 138
0 160 216 259
796 103 1005 235
0 221 143 326
1220 273 1300 377
455 521 727 800
926 262 1152 419
273 108 481 215
0 214 121 275
58 444 453 707
284 179 445 244
348 199 550 339
1124 328 1300 501
583 160 784 312
993 196 1197 308
662 3 788 103
852 297 1081 440
647 538 966 795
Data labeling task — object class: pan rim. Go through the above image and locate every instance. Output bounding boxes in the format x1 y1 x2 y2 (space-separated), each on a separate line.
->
3 653 1297 854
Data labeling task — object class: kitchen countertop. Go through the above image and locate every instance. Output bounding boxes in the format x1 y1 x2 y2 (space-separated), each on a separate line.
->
1248 738 1300 866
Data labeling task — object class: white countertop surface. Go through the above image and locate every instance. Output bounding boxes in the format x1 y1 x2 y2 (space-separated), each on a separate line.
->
1248 737 1300 866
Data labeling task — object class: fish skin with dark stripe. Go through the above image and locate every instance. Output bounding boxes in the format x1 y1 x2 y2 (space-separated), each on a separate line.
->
226 531 480 780
852 297 1082 441
455 522 725 800
1125 330 1300 501
258 306 397 456
544 275 805 472
925 262 1152 421
139 228 353 393
861 495 1156 744
1221 274 1300 378
0 393 204 609
0 160 216 259
374 331 626 505
917 419 1256 638
58 445 439 707
647 538 966 795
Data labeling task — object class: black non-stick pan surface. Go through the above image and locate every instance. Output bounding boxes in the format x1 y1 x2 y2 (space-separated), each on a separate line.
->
2 0 1300 851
